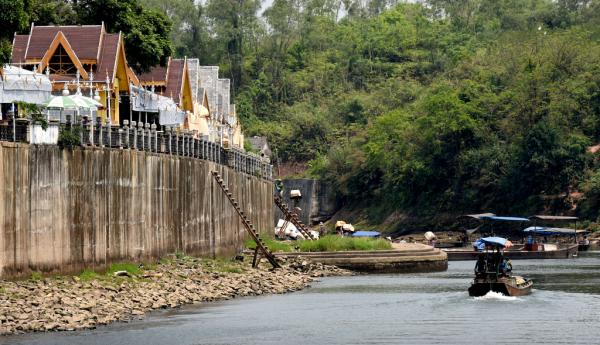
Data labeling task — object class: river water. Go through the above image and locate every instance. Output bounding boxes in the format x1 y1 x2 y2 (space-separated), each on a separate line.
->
4 252 600 345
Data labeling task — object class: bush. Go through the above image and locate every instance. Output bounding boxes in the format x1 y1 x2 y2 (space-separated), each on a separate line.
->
58 127 82 148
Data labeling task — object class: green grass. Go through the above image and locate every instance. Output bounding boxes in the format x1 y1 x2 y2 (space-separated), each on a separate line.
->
79 269 102 281
201 258 246 273
30 271 43 281
106 263 142 276
245 237 294 252
298 235 392 252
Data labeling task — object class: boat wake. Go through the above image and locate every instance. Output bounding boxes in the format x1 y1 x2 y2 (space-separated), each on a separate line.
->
473 291 520 302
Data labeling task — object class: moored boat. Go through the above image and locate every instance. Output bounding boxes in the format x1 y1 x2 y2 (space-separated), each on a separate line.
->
447 214 581 261
446 243 579 261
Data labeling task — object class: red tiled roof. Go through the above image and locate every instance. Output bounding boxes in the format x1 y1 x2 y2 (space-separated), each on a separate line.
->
96 33 120 80
165 59 185 102
25 25 103 61
138 64 168 84
11 35 28 63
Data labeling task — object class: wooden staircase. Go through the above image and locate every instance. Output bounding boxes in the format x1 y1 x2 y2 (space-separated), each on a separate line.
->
211 171 280 269
274 195 315 240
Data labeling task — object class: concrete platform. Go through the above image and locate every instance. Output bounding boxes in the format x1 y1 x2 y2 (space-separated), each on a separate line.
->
275 243 448 273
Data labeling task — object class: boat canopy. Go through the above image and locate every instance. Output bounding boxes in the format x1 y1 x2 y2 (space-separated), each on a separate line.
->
458 213 496 220
474 236 513 249
529 215 578 221
352 231 381 238
523 226 587 236
481 216 530 222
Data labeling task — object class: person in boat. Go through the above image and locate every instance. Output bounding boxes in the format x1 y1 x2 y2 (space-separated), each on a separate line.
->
490 250 503 275
474 253 486 278
499 258 512 276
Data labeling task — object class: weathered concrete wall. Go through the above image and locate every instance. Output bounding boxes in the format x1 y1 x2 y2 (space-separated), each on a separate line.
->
0 142 273 278
275 179 337 226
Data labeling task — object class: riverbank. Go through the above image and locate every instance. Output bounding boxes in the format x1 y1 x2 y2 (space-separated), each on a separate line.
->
0 255 351 335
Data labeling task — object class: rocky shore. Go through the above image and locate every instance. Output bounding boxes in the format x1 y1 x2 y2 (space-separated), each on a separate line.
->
0 255 351 335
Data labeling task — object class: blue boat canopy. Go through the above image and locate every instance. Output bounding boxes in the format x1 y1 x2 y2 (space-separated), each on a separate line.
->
481 216 530 222
523 226 587 235
352 231 381 238
473 236 510 250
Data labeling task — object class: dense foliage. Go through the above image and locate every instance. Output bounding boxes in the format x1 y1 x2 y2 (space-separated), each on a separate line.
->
0 0 172 72
4 0 600 224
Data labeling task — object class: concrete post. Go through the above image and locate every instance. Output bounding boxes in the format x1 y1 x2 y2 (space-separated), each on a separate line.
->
107 121 112 147
167 127 172 154
123 120 130 148
98 120 104 147
145 123 151 151
132 121 137 150
138 122 144 151
89 117 95 146
151 124 157 152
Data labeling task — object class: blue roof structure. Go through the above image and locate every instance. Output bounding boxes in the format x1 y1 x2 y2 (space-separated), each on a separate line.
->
523 226 586 235
473 236 510 249
352 231 381 238
481 216 530 222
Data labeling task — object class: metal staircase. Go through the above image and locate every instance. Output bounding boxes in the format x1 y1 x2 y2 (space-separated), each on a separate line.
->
274 196 315 240
211 171 280 269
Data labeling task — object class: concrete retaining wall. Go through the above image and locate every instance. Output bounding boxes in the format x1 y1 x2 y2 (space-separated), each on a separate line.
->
0 143 273 278
276 178 337 225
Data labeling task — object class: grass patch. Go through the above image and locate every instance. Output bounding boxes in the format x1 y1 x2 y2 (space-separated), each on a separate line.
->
201 259 246 273
79 269 102 281
106 263 142 276
298 235 392 252
30 271 43 281
244 237 294 252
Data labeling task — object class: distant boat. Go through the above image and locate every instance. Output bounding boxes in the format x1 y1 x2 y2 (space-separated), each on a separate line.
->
446 215 580 261
468 237 533 297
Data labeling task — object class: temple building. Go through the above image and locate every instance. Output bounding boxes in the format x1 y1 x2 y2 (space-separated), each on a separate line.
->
138 57 194 127
11 23 139 124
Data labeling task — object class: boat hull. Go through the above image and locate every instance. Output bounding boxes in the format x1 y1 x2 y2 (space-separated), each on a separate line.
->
446 243 578 261
468 277 533 297
578 244 590 251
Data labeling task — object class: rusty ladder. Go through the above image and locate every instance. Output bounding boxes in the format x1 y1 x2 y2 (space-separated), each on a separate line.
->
211 171 280 269
274 195 316 240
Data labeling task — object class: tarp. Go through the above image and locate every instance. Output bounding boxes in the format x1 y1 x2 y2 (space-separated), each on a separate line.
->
481 216 530 222
275 219 305 240
458 213 496 220
529 215 579 221
523 226 587 235
474 237 513 249
0 66 52 104
424 231 437 240
130 84 186 126
352 231 381 238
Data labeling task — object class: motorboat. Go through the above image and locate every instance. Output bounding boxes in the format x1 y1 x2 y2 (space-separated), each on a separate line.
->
468 237 533 297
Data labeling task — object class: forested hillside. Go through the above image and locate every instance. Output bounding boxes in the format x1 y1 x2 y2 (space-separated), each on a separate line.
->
4 0 600 228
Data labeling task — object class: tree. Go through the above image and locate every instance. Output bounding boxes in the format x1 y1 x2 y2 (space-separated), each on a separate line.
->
76 0 172 72
0 0 30 64
205 0 261 94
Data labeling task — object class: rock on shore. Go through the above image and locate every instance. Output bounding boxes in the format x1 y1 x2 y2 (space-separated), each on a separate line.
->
0 256 351 335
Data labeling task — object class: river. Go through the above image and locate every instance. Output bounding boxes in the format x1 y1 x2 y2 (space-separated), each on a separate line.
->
4 252 600 345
